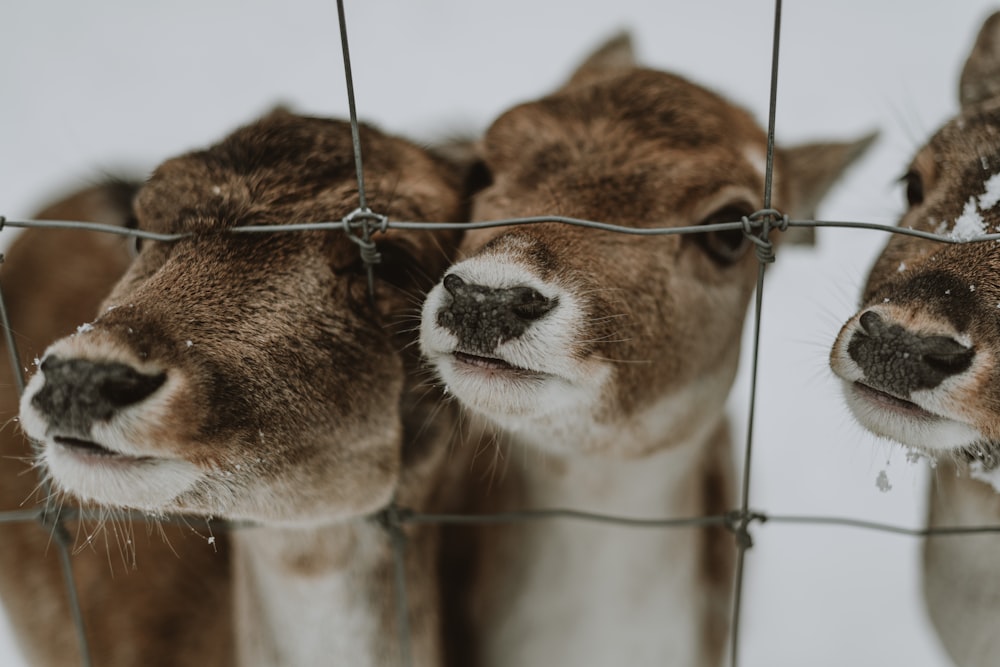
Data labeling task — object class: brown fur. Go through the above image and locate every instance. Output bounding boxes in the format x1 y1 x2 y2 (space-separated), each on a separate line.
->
0 181 233 666
14 112 470 666
829 12 1000 667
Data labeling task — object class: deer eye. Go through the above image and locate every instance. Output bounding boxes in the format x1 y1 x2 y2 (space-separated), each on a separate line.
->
124 215 143 258
902 170 924 207
695 205 753 265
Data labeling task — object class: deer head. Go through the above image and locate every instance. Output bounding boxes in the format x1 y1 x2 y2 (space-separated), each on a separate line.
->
18 110 465 523
422 33 872 456
830 11 1000 473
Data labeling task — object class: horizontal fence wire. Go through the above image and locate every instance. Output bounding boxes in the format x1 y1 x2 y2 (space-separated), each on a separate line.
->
6 210 1000 667
8 215 1000 245
3 1 1000 666
6 504 1000 537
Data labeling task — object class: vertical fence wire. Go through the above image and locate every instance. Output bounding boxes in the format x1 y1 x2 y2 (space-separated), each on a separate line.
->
336 0 368 213
0 276 94 667
0 280 24 398
51 521 93 667
334 2 413 665
729 2 784 665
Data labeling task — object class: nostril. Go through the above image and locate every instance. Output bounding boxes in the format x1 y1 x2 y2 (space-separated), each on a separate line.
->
857 310 884 335
442 273 466 296
920 337 974 376
98 366 166 408
509 286 557 321
30 357 167 434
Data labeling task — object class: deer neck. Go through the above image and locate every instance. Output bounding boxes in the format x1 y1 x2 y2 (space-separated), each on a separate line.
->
233 521 393 667
230 382 455 667
466 409 733 667
232 516 441 667
924 460 1000 666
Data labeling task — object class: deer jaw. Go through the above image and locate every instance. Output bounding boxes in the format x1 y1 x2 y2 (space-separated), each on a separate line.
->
421 238 742 457
832 302 990 459
20 290 403 522
18 110 463 525
421 246 614 446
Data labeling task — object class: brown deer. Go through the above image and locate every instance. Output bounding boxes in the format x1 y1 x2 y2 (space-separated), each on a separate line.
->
422 34 872 667
0 179 234 666
14 110 468 666
829 11 1000 667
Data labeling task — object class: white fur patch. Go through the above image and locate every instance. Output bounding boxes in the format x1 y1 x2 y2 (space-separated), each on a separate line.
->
421 253 609 425
840 380 985 453
42 444 202 509
480 433 711 667
18 344 203 511
831 310 988 454
234 525 386 667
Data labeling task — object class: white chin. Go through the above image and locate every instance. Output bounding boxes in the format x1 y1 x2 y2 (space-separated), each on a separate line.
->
44 443 202 511
435 355 591 425
841 381 984 454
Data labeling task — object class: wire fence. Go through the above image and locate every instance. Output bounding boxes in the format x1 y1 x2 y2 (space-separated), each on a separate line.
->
2 1 1000 666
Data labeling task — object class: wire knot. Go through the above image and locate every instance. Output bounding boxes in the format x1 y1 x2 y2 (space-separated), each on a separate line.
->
375 501 413 535
342 207 389 266
725 509 767 550
741 209 789 264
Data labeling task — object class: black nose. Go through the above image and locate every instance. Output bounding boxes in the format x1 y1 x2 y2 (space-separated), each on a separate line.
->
437 273 558 352
31 356 166 435
848 310 974 396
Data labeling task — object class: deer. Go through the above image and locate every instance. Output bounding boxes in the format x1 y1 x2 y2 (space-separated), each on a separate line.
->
421 33 873 667
13 109 470 666
829 11 1000 667
0 178 234 666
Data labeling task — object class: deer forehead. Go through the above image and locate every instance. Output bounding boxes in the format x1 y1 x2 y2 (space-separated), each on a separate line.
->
482 68 770 191
911 108 1000 210
523 67 767 147
134 113 461 237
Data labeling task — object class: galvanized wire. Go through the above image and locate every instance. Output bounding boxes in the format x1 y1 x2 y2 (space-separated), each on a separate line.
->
9 215 1000 245
336 0 369 214
729 2 784 666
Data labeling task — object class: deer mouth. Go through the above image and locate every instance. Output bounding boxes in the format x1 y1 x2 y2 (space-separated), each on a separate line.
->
452 351 544 377
851 382 941 420
52 436 155 464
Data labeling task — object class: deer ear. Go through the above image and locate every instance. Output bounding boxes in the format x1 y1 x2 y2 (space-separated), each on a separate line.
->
561 31 637 90
779 132 877 241
960 11 1000 109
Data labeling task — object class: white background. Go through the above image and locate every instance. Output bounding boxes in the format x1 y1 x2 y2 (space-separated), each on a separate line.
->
3 1 999 665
